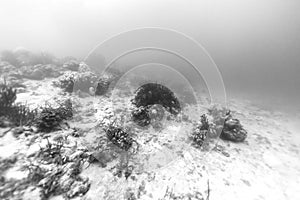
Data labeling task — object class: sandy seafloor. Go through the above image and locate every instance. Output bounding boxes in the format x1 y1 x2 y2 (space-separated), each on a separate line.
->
1 78 300 200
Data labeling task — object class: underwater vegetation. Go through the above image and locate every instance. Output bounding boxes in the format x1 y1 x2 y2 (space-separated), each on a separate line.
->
35 99 73 133
1 49 56 68
0 81 36 126
0 48 252 199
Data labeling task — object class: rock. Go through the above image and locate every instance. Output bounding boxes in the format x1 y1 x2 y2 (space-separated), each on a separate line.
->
66 178 90 198
29 68 45 80
220 114 247 142
90 151 114 167
78 62 92 72
53 71 98 94
95 76 110 96
131 106 151 127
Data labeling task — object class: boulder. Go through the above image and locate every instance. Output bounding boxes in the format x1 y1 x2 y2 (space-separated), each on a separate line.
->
220 114 247 142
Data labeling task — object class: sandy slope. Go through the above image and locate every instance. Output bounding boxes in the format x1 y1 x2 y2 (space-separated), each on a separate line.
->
0 78 300 200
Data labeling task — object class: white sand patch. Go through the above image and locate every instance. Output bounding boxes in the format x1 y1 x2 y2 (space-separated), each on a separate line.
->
0 131 20 158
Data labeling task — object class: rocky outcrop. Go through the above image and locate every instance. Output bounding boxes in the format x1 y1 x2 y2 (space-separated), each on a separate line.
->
220 112 247 142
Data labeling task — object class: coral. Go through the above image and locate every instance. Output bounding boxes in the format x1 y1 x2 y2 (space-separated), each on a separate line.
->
52 72 75 93
1 49 57 68
53 71 97 94
95 76 110 96
0 82 17 110
62 60 79 71
191 114 209 147
35 99 73 132
37 138 68 165
0 50 20 67
132 83 181 115
131 106 151 127
220 111 247 142
8 103 37 126
0 82 36 126
22 137 91 200
20 64 62 80
106 123 135 151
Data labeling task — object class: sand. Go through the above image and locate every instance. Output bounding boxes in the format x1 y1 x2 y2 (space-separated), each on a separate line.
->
0 78 299 200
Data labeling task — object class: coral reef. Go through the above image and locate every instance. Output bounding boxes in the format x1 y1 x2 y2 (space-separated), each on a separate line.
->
62 60 80 71
131 106 151 127
20 137 91 200
131 83 180 127
53 71 97 94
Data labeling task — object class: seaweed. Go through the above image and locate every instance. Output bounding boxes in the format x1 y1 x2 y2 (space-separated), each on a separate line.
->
35 99 73 132
52 73 75 93
0 81 36 126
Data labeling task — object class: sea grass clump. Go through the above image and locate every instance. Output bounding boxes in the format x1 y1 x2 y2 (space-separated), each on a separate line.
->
95 76 110 96
0 82 36 126
62 60 79 71
35 99 73 132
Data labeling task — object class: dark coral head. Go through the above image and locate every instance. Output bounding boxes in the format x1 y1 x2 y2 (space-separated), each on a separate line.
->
131 83 181 115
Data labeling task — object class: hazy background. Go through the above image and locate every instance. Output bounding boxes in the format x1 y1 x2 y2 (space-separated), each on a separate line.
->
0 0 299 112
